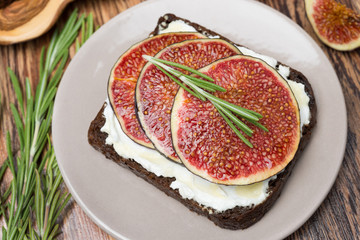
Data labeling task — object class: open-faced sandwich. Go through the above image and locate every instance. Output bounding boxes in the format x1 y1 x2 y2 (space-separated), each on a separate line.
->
88 13 317 230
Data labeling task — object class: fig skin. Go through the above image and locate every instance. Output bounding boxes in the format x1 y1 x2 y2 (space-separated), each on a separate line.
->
108 32 205 149
171 56 301 186
135 39 241 163
305 0 360 51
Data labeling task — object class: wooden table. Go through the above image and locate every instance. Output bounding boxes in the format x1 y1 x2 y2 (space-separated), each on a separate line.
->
1 0 359 239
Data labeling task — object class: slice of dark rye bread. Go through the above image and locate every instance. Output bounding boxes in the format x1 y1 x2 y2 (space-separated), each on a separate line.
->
88 13 317 230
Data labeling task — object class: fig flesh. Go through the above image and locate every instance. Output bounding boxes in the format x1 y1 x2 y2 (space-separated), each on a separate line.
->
136 39 241 162
171 55 301 185
305 0 360 51
108 33 204 148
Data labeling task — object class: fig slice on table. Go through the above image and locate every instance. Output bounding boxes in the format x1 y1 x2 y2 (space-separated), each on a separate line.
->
305 0 360 51
136 39 241 162
108 32 205 148
171 55 301 185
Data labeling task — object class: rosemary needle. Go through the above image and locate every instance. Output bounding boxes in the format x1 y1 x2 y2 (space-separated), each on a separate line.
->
1 10 95 240
143 55 268 147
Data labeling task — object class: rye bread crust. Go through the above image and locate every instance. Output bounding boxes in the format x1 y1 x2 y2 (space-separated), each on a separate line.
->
88 14 317 230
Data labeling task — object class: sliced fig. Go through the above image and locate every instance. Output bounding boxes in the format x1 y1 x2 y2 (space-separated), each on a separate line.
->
171 55 301 185
305 0 360 51
136 39 241 162
108 32 205 148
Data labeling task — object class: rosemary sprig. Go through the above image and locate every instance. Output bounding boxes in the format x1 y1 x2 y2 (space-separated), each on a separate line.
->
143 55 268 148
1 10 95 239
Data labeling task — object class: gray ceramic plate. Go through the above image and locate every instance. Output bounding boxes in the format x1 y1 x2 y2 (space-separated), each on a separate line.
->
52 0 347 239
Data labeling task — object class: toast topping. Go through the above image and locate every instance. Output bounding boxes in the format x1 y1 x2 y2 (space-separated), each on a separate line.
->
108 32 205 148
99 15 312 212
101 100 275 211
172 56 301 185
136 39 241 162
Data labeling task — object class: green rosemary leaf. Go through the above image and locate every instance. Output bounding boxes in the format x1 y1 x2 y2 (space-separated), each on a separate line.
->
214 103 253 136
58 10 78 42
8 226 18 240
7 181 17 235
20 197 32 225
186 83 207 101
36 16 83 121
49 49 68 74
11 196 25 235
18 218 28 240
25 77 32 101
185 75 226 92
0 159 8 183
43 150 53 180
7 68 24 116
51 190 61 212
37 176 45 236
145 56 188 80
246 118 269 132
34 109 54 163
145 55 269 147
152 60 207 101
24 162 35 197
5 133 16 178
51 194 71 228
183 78 259 124
147 55 262 119
0 204 7 221
16 157 24 198
2 226 7 240
48 224 59 239
34 170 41 235
39 47 45 80
184 75 217 92
44 191 60 238
214 103 253 148
46 53 67 92
81 18 86 45
32 228 40 240
3 11 94 239
38 138 52 173
44 29 59 73
60 14 85 49
33 132 47 164
10 103 24 149
39 87 57 117
242 108 263 119
47 174 63 206
55 191 67 211
1 184 11 203
86 13 94 40
75 39 80 52
24 97 33 166
154 63 205 100
148 56 215 82
45 203 56 237
201 91 259 121
179 75 216 92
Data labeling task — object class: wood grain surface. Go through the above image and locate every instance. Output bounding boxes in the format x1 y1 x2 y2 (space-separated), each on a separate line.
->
1 0 359 239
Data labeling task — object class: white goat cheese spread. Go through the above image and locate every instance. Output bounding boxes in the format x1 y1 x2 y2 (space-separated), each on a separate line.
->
100 20 310 212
